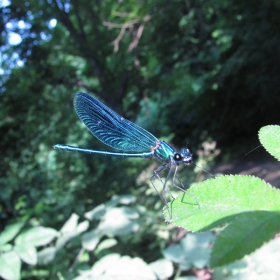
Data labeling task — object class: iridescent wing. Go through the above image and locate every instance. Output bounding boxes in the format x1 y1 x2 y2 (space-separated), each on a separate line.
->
74 92 158 152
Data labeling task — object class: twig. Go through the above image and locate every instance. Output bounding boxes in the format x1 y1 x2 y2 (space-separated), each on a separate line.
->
103 15 151 52
113 26 126 52
69 247 85 272
128 24 144 52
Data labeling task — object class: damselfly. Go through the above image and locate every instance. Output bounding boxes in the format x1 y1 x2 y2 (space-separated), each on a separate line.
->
54 92 195 214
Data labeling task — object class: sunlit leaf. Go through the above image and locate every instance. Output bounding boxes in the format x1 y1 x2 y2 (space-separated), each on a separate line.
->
181 232 214 269
91 254 156 280
163 175 280 267
259 125 280 161
149 258 173 279
55 231 79 250
164 175 280 230
60 213 79 233
77 220 89 233
84 204 106 220
108 194 136 206
0 243 12 252
0 251 21 280
14 243 37 265
95 238 118 254
37 247 56 265
98 207 139 236
0 222 25 245
82 229 100 251
15 227 57 247
162 244 187 264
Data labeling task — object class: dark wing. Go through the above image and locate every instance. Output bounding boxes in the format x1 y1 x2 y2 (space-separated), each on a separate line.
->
74 92 158 152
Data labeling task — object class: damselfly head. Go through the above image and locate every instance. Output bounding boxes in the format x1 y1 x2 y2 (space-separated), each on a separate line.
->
174 148 193 165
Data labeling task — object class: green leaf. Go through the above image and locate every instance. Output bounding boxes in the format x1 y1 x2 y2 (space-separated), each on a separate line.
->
181 232 215 268
15 227 57 247
91 254 156 280
0 222 25 245
162 244 187 264
98 207 139 236
163 175 280 230
223 237 280 279
108 194 136 205
0 251 21 280
14 243 37 265
163 175 280 267
60 213 79 233
95 238 117 253
81 229 100 251
84 204 106 220
77 220 89 233
259 125 280 161
0 243 13 252
149 258 173 279
211 211 280 267
163 232 215 270
55 231 80 250
37 247 56 265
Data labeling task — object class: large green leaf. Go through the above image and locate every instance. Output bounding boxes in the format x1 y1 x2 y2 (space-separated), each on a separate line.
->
82 229 100 251
37 247 56 265
95 238 118 254
163 175 280 230
163 175 280 266
98 207 140 236
85 204 107 221
15 227 57 247
0 222 25 245
259 125 280 161
223 237 280 279
0 244 12 252
55 231 80 251
14 243 37 265
149 258 173 279
210 211 280 267
91 254 156 280
163 232 215 270
60 213 79 233
0 251 21 280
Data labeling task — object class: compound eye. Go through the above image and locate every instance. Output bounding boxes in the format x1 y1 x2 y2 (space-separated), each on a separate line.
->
174 153 182 161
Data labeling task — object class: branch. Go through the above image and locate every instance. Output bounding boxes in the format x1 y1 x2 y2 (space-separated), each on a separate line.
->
112 11 133 18
128 24 144 52
103 15 151 52
112 26 126 52
103 19 139 29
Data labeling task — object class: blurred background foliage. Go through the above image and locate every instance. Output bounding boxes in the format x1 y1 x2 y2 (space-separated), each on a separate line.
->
1 0 280 279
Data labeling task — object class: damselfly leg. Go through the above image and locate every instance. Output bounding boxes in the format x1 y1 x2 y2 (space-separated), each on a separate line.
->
172 166 199 206
150 163 199 219
150 163 173 204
